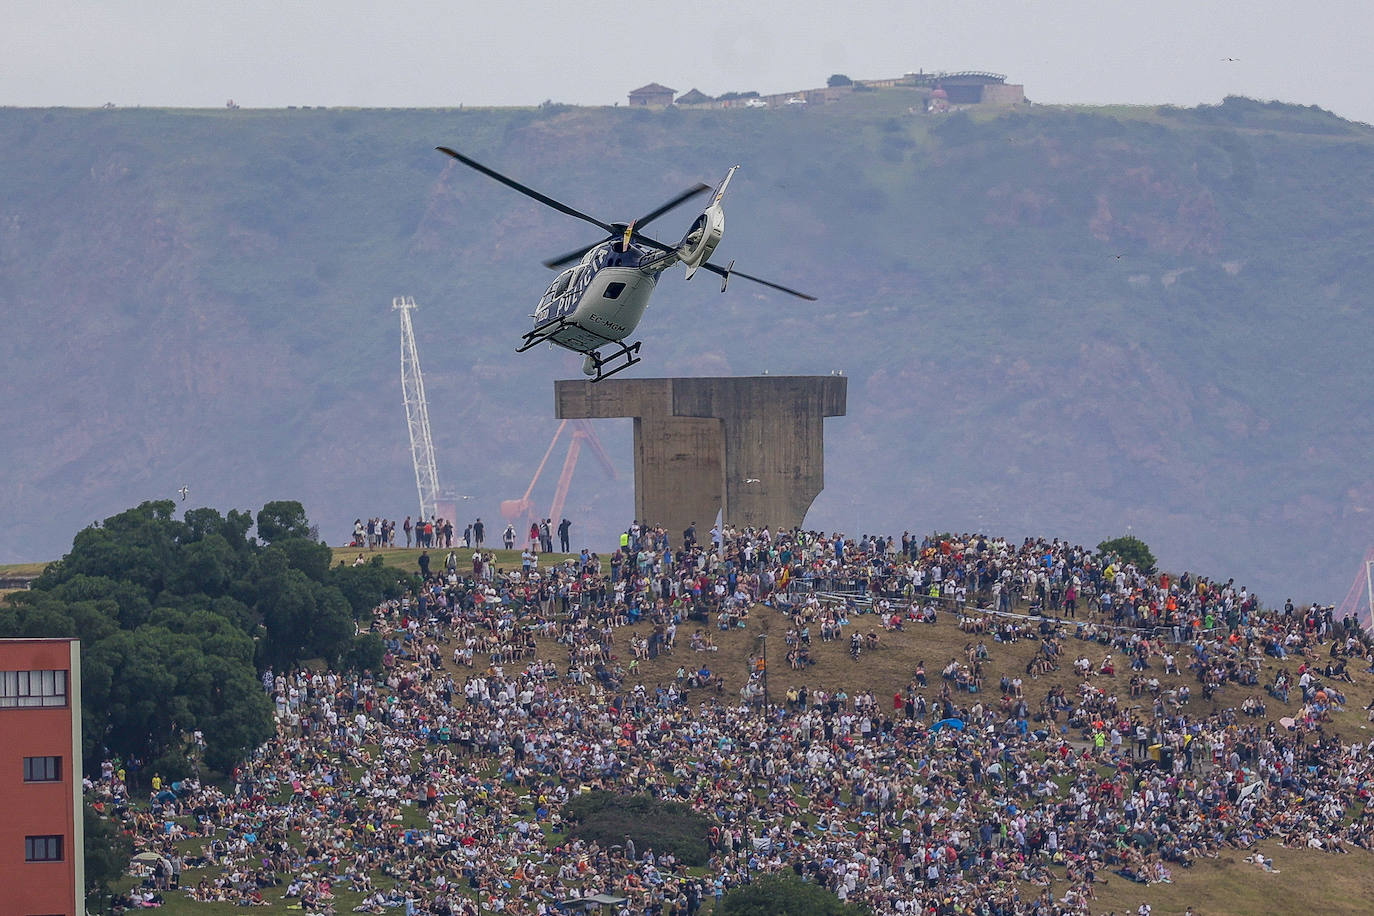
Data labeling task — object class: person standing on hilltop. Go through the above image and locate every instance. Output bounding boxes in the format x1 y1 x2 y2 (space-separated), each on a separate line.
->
474 518 485 548
403 516 413 548
558 517 572 553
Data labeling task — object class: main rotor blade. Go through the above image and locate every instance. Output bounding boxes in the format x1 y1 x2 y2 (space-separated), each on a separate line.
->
436 147 615 234
699 262 817 301
633 183 712 230
543 239 608 270
543 185 711 268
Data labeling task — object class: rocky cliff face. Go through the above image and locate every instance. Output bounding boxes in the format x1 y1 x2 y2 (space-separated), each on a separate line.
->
1 96 1371 601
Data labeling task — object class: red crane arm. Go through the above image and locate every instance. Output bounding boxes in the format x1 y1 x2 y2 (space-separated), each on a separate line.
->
576 419 619 480
521 420 568 502
548 434 584 528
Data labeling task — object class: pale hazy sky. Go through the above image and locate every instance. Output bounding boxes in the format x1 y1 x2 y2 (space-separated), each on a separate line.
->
3 0 1371 123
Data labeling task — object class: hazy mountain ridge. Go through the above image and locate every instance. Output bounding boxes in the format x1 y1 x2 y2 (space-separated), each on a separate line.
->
2 93 1371 600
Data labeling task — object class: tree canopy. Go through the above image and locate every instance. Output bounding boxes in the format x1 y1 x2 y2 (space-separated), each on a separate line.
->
83 800 133 909
719 874 872 915
1097 534 1158 573
0 500 412 778
563 789 712 866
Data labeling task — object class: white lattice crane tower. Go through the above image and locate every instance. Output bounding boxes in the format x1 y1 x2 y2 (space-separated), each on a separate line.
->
393 296 442 522
1336 546 1374 631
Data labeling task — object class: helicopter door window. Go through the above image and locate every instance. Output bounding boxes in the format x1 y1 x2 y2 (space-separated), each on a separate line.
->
603 282 626 300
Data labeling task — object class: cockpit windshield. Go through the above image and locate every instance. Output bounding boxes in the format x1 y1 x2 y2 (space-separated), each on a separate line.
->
548 269 574 298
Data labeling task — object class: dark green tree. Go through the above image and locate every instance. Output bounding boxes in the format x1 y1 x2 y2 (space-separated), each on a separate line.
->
255 499 312 543
197 654 274 771
1097 535 1157 573
183 506 254 548
309 584 358 664
272 536 333 583
827 73 853 87
36 501 184 599
46 574 153 630
344 632 385 673
80 629 179 772
720 874 871 915
564 790 711 865
168 533 239 596
330 555 414 618
253 566 318 669
4 499 341 777
84 801 133 911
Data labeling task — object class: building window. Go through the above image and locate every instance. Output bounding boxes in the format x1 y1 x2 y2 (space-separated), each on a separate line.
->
0 669 68 708
24 835 63 862
23 756 62 782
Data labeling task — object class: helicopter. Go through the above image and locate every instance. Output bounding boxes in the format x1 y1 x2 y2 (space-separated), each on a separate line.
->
436 147 815 381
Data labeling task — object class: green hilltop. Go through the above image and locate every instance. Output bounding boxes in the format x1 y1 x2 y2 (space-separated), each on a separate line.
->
1 91 1371 600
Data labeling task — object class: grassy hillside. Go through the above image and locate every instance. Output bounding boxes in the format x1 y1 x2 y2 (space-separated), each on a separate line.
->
98 553 1374 915
1 93 1372 601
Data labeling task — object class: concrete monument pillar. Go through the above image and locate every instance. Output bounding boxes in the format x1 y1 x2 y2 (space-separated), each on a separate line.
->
555 376 846 541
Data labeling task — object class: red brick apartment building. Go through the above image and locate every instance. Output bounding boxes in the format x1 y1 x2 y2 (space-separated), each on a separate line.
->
0 639 83 915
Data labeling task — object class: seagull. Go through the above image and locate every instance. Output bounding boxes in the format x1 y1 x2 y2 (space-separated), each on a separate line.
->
1222 57 1239 62
178 486 189 501
745 478 761 484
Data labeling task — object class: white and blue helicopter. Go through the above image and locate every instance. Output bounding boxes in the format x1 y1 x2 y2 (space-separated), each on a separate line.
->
437 147 815 381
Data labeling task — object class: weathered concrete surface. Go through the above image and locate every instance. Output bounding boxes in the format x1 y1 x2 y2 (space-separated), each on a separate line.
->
555 377 847 541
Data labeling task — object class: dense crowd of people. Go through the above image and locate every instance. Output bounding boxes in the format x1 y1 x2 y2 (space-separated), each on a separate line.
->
350 516 576 555
95 521 1374 915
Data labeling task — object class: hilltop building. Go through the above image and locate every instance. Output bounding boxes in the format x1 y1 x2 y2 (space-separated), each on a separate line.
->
903 70 1025 105
674 88 714 107
627 70 1025 111
627 83 677 107
0 638 84 915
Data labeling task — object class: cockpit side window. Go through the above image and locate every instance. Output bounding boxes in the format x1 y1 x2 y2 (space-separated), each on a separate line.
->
550 269 574 297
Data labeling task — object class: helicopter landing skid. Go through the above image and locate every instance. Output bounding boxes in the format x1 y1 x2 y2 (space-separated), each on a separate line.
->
516 319 568 353
585 340 641 383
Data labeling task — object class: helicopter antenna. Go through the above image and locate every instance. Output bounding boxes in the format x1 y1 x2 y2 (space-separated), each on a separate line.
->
393 296 443 522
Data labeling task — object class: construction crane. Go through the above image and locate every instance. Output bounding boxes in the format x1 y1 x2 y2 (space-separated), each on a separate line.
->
393 296 443 522
500 420 617 534
1335 546 1374 631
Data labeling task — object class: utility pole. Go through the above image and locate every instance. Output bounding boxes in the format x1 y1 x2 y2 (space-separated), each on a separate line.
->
394 297 442 523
